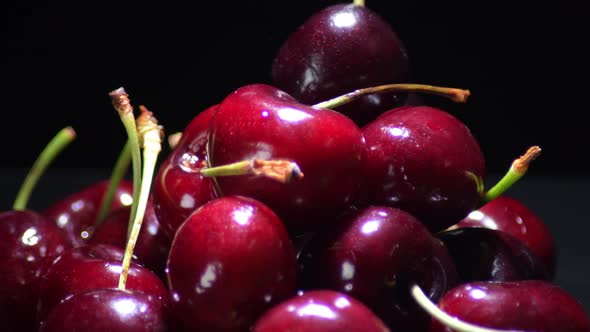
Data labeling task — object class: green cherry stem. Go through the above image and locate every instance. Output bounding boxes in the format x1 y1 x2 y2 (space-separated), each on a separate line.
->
200 159 304 184
482 146 541 203
109 87 142 236
353 0 365 6
93 140 132 228
13 126 76 210
313 83 470 110
118 105 163 291
410 284 522 332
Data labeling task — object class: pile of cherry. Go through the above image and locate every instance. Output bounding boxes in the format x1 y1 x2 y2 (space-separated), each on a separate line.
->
2 2 589 332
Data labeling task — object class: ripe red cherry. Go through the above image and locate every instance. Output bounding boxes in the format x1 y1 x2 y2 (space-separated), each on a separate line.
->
457 195 556 278
252 290 390 332
272 2 410 126
39 288 169 332
207 84 365 232
43 180 134 247
429 280 590 332
167 195 297 331
360 105 485 232
152 105 218 239
437 227 549 282
37 243 168 324
0 210 70 332
298 206 457 332
89 196 170 278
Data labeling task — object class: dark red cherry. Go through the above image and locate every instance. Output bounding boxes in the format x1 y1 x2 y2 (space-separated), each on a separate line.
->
39 288 169 332
360 105 485 232
43 180 134 247
252 290 390 332
436 227 549 282
152 105 218 239
0 210 70 332
429 280 590 332
89 196 170 278
167 195 297 331
37 243 168 324
207 84 365 232
298 206 457 332
272 3 410 126
458 195 556 278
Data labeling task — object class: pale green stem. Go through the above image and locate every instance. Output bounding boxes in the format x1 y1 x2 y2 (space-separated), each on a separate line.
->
313 83 470 110
94 140 132 228
13 127 76 210
483 146 541 202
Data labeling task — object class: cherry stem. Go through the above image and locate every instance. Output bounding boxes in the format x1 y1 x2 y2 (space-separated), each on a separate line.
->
109 87 142 236
94 140 132 228
13 127 76 210
200 159 304 184
482 146 541 203
118 105 163 291
410 284 522 332
353 0 365 6
313 83 470 110
168 132 182 150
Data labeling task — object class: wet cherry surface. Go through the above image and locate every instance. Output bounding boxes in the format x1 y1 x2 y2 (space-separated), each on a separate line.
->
39 288 169 332
167 195 297 331
272 3 410 126
43 180 134 247
458 195 557 278
0 210 70 332
430 280 590 332
298 205 457 332
252 290 391 332
360 105 486 232
208 84 365 232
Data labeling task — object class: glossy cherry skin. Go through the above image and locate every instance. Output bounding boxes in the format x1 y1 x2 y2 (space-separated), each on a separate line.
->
152 105 218 240
458 195 556 278
272 4 410 126
167 195 297 332
43 179 134 247
0 210 70 332
37 243 168 324
208 84 365 232
298 206 458 332
89 196 170 278
437 228 549 282
252 290 390 332
360 105 486 232
39 288 169 332
430 280 590 332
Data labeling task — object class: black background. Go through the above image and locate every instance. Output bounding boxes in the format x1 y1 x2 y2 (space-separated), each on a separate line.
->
2 0 590 316
3 0 587 175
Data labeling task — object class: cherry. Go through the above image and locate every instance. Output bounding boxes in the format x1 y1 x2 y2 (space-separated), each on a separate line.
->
166 195 297 331
39 288 169 332
436 227 549 282
457 195 557 278
0 210 71 332
152 105 218 239
207 83 365 232
43 179 134 247
359 105 486 232
272 1 410 126
252 290 390 332
298 205 458 332
89 196 170 279
1 126 74 332
429 280 590 332
37 243 168 324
